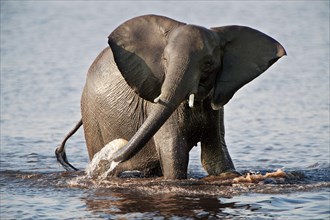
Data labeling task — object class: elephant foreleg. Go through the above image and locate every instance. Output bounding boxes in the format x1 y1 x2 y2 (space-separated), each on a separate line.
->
153 112 189 179
201 107 236 176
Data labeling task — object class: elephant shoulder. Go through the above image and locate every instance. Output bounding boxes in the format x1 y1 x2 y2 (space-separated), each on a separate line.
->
86 47 123 82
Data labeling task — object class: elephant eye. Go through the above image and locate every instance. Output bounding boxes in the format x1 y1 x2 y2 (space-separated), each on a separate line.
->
205 61 213 67
201 60 214 72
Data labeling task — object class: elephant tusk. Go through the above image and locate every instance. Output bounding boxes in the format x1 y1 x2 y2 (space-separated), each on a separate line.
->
188 94 194 108
154 94 162 103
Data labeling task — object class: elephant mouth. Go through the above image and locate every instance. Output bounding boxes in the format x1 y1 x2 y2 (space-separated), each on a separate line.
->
194 83 213 102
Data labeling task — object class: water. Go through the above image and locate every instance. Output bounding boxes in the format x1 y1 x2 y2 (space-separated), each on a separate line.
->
1 1 329 219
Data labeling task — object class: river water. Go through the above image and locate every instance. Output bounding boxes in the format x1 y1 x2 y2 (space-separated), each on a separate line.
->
1 1 329 219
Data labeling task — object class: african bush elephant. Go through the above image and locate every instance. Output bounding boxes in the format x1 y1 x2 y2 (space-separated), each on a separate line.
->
56 15 286 179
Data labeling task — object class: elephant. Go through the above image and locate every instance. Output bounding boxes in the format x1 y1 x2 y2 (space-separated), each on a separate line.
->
55 15 286 179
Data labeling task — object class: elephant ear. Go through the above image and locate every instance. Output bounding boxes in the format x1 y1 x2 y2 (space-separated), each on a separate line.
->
108 15 185 102
211 26 286 110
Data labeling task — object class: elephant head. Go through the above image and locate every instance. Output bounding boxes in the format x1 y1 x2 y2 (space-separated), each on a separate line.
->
108 15 286 163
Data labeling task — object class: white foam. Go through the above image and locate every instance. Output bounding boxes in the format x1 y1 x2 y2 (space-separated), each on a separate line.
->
85 138 127 179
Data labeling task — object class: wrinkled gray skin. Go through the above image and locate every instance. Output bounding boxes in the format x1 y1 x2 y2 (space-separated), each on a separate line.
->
58 15 286 179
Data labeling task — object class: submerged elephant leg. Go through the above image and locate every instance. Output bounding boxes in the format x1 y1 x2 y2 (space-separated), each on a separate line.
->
101 138 161 178
111 158 162 178
153 112 189 179
201 107 237 176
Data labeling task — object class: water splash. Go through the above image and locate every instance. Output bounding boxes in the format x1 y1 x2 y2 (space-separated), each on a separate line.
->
62 166 327 198
85 139 127 179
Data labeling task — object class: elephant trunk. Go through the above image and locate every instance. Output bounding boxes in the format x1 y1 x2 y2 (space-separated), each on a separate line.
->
112 65 197 163
112 99 178 162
